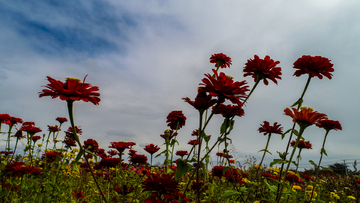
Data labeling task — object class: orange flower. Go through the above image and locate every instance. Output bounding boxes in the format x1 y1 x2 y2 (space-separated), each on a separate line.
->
284 107 327 128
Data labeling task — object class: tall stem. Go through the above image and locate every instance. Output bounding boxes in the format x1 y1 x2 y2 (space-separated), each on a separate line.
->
67 100 108 203
242 79 260 104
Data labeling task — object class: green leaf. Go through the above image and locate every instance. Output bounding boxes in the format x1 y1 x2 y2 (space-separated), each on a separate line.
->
220 119 228 134
291 161 298 167
264 179 277 192
321 148 328 157
281 129 293 140
73 149 85 165
291 98 303 107
309 160 318 170
221 190 243 199
320 166 332 171
155 150 168 158
85 149 98 162
292 129 299 136
170 139 179 146
258 149 272 155
277 151 288 159
270 159 285 167
175 159 192 181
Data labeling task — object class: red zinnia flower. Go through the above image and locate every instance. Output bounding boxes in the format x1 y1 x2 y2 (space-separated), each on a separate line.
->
284 107 327 129
285 174 300 183
213 103 244 118
291 139 312 149
160 130 177 140
216 152 225 157
212 166 225 178
144 144 160 155
166 111 186 130
127 142 136 148
0 114 11 124
64 139 77 147
47 125 59 132
143 173 179 201
109 141 130 153
8 116 23 126
22 121 35 126
224 168 248 183
176 150 188 157
65 126 83 135
56 117 68 123
128 149 137 157
210 53 232 69
130 154 148 165
316 119 342 131
262 172 279 180
183 92 217 112
107 149 119 157
42 151 62 163
300 174 314 181
188 139 199 146
39 75 100 105
72 191 86 199
31 135 41 142
293 55 334 79
199 69 249 105
99 157 120 168
20 125 42 135
258 121 283 136
83 139 99 152
243 55 282 85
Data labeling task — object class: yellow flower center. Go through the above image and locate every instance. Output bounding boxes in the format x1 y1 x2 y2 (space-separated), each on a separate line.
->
65 77 81 82
300 106 314 112
226 75 234 80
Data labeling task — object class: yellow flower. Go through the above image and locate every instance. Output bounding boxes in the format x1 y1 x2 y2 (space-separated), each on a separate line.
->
73 148 79 152
307 185 313 190
292 185 302 190
37 144 43 147
348 196 356 200
254 164 262 169
330 192 340 200
254 201 260 203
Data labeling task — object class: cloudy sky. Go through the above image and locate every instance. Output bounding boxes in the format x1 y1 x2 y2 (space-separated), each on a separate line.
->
1 0 359 170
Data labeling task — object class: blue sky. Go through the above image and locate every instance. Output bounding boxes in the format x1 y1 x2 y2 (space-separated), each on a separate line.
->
1 0 359 170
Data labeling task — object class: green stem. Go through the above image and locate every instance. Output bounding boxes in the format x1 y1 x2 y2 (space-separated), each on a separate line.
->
66 100 108 203
254 133 272 181
242 79 261 104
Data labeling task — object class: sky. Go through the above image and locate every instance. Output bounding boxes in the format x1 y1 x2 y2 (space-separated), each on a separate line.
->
0 0 359 171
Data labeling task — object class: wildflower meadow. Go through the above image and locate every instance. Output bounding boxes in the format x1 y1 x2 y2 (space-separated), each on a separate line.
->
1 53 359 203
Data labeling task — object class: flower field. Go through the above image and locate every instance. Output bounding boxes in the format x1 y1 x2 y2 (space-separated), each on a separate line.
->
1 53 359 203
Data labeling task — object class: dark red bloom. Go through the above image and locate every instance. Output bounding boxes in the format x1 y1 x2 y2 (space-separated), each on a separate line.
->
284 107 327 129
160 130 177 140
128 149 137 157
72 191 86 199
300 174 314 181
183 92 217 112
127 142 136 148
65 126 82 135
285 174 300 183
213 103 244 118
355 179 360 184
47 125 59 132
212 166 225 178
64 139 77 147
1 151 13 156
99 157 120 168
4 161 37 177
130 154 148 165
0 114 11 124
114 185 134 195
31 135 41 142
316 119 342 131
22 121 35 126
199 69 249 105
144 144 160 155
210 53 232 69
107 149 119 157
8 116 23 126
258 121 283 136
20 125 42 135
143 173 179 201
293 55 334 79
56 117 68 123
243 55 282 85
262 172 279 180
224 168 248 183
83 139 99 152
39 75 100 105
216 152 225 157
291 139 312 149
42 151 62 163
109 142 130 153
166 111 186 130
188 139 199 146
176 150 188 157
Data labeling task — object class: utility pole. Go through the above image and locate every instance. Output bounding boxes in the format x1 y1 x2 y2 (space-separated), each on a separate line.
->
343 160 348 175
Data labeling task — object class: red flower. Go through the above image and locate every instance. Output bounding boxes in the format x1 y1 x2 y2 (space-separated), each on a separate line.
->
22 121 35 126
291 139 312 149
83 139 99 152
300 174 314 181
130 154 148 165
160 130 177 140
258 121 283 136
355 179 360 184
183 92 217 112
224 168 248 183
316 119 342 131
42 151 62 162
31 135 41 142
188 139 199 146
65 126 83 135
56 117 68 123
166 111 186 130
285 174 300 183
143 173 179 201
243 55 282 85
128 149 137 157
0 114 11 124
176 150 188 157
47 125 59 132
72 191 86 199
109 141 130 153
293 55 334 79
210 53 232 69
99 157 120 168
284 107 327 128
212 166 225 178
39 75 100 105
213 103 244 118
64 139 77 147
114 185 134 195
107 149 119 157
262 172 279 180
127 142 136 148
8 116 23 126
199 69 249 105
20 125 42 135
144 144 160 155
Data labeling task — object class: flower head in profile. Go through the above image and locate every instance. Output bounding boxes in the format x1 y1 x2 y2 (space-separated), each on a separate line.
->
258 121 283 136
210 53 232 69
284 107 327 129
293 55 334 79
166 111 186 130
188 139 199 146
176 150 188 157
39 75 100 105
31 136 41 143
47 125 59 132
243 55 282 85
144 144 160 155
199 69 249 105
0 114 11 124
56 117 68 123
109 141 130 153
212 166 225 178
8 116 23 126
72 191 86 199
291 139 312 149
183 92 217 112
83 139 99 153
130 154 148 165
316 119 342 131
160 129 177 140
213 103 244 118
20 125 42 135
